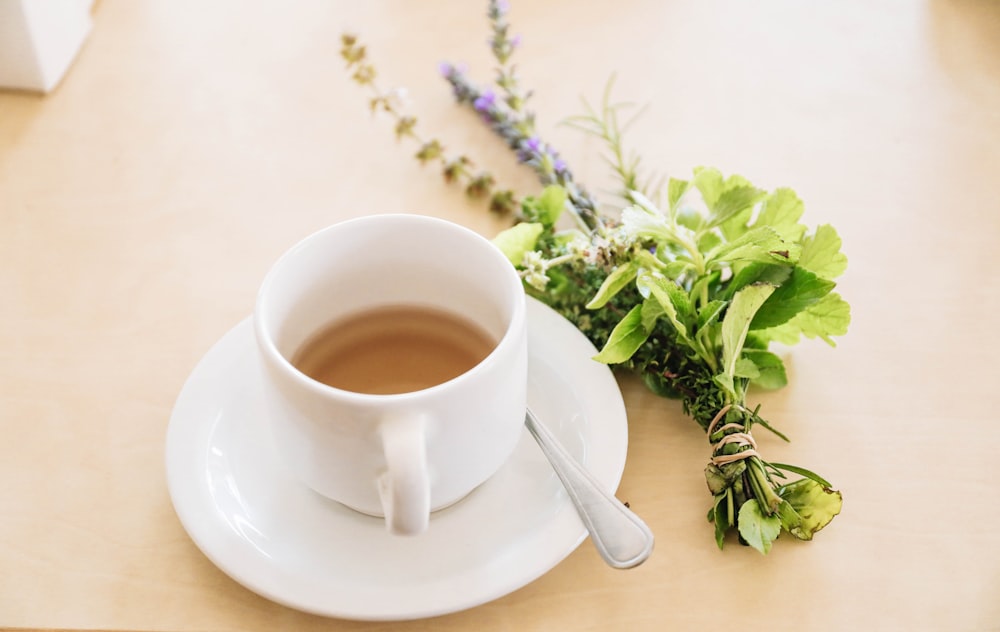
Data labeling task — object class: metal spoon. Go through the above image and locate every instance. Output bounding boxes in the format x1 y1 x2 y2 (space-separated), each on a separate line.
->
524 408 654 569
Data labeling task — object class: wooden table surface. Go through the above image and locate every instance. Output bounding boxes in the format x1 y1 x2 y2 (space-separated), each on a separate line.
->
2 1 999 630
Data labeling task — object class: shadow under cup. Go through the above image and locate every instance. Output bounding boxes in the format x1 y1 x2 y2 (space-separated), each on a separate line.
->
253 214 528 529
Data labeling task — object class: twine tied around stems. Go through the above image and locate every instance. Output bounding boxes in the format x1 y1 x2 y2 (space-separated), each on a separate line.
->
706 404 759 466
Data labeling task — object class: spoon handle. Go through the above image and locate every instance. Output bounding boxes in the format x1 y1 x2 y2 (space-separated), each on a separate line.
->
524 409 654 569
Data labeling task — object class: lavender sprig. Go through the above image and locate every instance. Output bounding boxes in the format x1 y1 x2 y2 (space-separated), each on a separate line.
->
441 64 604 234
487 0 531 115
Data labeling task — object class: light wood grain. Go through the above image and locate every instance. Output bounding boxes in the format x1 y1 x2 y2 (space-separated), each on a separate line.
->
2 0 999 630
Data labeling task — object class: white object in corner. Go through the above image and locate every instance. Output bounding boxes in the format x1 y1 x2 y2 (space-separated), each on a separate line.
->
0 0 93 93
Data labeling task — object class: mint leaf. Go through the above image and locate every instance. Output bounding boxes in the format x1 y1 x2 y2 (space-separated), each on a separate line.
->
754 187 806 242
725 263 793 300
738 498 782 554
733 357 760 379
536 185 567 227
586 261 639 309
776 500 803 532
798 224 848 280
592 304 650 364
719 283 776 396
707 226 796 267
707 185 766 228
621 205 673 242
697 231 723 254
667 177 689 214
777 478 843 540
692 166 724 208
696 299 727 330
493 222 543 266
637 272 694 342
759 291 851 346
719 207 753 242
640 297 663 331
741 349 787 389
750 267 836 330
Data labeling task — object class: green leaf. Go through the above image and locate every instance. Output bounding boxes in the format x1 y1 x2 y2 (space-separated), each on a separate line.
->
757 291 851 346
637 272 693 342
707 185 766 228
676 208 702 231
798 224 848 280
720 283 776 390
536 185 568 227
713 492 731 550
697 231 723 254
724 263 793 300
689 270 721 310
628 190 661 215
741 349 788 389
707 226 796 267
492 223 544 266
776 500 803 532
592 305 650 364
719 206 754 242
737 499 782 554
667 177 689 213
733 357 760 379
639 297 663 331
704 464 730 495
692 166 724 208
661 259 691 278
621 205 673 242
713 373 736 396
754 187 806 243
696 299 727 331
750 267 836 330
777 478 843 540
585 261 639 309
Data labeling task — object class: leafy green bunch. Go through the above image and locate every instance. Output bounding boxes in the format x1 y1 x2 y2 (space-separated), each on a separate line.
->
342 0 850 553
495 169 848 552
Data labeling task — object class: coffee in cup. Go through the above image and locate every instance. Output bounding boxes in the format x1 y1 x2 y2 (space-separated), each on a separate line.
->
253 214 527 535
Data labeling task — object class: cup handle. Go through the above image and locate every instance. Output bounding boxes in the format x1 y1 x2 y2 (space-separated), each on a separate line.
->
376 415 430 535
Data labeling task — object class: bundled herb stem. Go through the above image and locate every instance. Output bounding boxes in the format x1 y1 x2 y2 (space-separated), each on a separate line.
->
341 0 849 554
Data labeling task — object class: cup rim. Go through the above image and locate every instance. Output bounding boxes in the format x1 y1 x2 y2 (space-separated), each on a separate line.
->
253 213 527 402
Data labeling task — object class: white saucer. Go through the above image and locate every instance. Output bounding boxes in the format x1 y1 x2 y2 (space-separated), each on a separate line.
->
165 297 628 621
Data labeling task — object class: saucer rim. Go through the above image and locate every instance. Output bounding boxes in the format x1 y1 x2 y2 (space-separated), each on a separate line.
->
165 297 628 621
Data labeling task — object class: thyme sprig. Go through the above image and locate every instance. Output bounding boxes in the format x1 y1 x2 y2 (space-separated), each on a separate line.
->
340 34 517 214
563 76 666 207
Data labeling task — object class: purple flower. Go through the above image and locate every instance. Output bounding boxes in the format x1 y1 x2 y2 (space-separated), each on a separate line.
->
510 34 522 49
437 61 453 77
525 136 541 152
496 0 510 14
554 158 568 173
473 89 496 112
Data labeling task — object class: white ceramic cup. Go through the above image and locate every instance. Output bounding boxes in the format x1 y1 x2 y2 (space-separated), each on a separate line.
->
253 214 528 536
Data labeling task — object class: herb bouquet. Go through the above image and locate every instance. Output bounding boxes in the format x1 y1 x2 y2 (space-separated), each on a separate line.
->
341 1 849 554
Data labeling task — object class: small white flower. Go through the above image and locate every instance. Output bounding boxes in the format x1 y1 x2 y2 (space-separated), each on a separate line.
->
520 250 550 290
384 87 409 110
